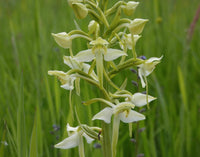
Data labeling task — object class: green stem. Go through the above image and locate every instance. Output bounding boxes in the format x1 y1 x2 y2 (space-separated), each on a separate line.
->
102 62 112 157
112 115 120 157
96 52 104 88
69 47 73 57
79 136 85 157
102 121 112 157
144 76 149 109
131 34 137 58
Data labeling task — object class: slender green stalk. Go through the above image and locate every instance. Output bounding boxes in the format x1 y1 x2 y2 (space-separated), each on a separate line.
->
102 121 112 157
79 136 85 157
112 115 120 157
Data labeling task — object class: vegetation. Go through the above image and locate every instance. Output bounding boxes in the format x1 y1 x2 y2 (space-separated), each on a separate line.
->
0 0 200 156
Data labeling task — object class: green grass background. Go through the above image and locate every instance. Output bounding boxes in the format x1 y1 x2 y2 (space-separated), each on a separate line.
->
0 0 200 156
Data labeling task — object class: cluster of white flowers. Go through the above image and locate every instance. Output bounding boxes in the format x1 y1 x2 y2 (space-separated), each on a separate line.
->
48 0 162 157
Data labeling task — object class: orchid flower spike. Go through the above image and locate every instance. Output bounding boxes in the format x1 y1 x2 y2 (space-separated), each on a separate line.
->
138 56 163 88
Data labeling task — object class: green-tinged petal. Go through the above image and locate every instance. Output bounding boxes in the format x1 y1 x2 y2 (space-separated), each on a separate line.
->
48 70 66 77
74 49 95 62
52 32 72 49
104 49 127 61
54 132 80 149
60 76 76 90
146 55 163 63
83 133 95 144
90 37 109 46
63 56 82 69
114 102 135 115
131 93 156 107
82 63 98 81
138 69 146 88
138 56 163 77
48 70 76 90
67 123 78 134
119 110 145 123
92 107 113 124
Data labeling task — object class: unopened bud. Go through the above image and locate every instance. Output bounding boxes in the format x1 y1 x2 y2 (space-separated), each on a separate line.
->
72 3 88 19
88 20 99 34
68 0 82 7
52 32 72 49
128 18 148 35
123 1 139 16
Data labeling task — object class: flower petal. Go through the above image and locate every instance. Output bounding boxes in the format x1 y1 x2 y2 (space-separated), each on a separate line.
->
119 110 145 123
104 49 127 61
92 107 113 124
82 63 98 81
131 93 156 107
146 55 163 63
48 70 66 77
83 133 94 144
60 76 76 90
67 123 78 133
54 132 79 149
63 56 82 69
74 49 95 62
138 69 146 88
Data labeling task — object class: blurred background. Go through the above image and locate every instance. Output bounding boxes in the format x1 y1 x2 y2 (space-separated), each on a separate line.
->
0 0 200 156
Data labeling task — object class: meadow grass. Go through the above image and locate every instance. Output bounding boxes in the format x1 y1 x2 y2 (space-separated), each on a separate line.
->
0 0 200 156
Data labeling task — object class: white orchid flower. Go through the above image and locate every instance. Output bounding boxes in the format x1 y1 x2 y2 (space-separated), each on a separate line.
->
48 71 76 90
74 37 127 87
91 100 145 157
138 56 163 88
92 101 145 124
55 123 97 157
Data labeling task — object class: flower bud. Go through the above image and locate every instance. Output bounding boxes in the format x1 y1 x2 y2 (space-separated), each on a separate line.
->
128 18 148 35
123 1 139 16
68 0 82 7
88 20 99 34
51 32 72 49
72 3 88 19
